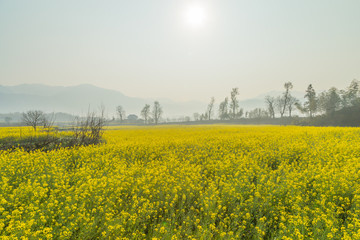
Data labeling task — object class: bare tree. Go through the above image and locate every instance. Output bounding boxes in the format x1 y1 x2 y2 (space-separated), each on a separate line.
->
264 96 276 118
276 96 286 117
116 105 126 122
287 95 299 117
229 88 239 119
278 82 293 117
22 110 45 131
141 104 151 124
218 97 229 120
73 106 106 145
207 97 215 120
152 101 163 124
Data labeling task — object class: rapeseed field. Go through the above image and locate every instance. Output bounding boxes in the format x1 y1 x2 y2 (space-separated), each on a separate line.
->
1 125 360 239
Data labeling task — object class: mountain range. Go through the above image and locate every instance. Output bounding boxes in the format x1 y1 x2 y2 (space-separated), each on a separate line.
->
0 84 305 118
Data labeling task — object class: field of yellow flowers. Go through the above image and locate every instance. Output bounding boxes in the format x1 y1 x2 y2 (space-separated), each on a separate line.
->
1 125 360 239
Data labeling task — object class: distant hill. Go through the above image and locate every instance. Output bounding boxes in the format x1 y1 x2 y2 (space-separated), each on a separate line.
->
0 84 305 118
0 84 207 118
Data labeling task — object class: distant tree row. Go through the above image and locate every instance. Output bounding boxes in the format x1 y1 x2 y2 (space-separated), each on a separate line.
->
113 79 359 124
194 79 359 122
116 101 163 125
196 88 244 121
263 82 297 118
275 79 360 118
17 79 360 128
196 88 245 121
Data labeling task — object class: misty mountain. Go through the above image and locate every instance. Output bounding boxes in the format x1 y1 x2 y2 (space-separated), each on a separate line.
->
0 84 207 118
0 84 307 118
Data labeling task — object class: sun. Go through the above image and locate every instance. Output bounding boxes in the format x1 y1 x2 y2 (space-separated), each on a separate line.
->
184 4 207 28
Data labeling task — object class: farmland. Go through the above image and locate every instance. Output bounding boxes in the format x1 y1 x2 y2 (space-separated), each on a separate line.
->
1 125 360 239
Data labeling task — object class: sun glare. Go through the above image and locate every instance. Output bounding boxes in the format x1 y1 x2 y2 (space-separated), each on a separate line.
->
184 4 206 28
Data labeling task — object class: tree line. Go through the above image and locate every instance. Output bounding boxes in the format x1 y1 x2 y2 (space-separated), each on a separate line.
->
191 79 360 124
18 79 353 126
116 101 163 125
113 79 360 125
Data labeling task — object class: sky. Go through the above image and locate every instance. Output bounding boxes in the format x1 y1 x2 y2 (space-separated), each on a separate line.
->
1 0 360 102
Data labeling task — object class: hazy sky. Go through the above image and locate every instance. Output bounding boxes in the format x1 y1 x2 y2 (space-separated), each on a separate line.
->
1 0 359 102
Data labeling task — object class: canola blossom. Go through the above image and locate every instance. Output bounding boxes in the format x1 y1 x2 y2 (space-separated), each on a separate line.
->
1 125 360 239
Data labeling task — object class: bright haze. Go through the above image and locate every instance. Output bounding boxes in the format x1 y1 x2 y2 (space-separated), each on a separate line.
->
1 0 359 102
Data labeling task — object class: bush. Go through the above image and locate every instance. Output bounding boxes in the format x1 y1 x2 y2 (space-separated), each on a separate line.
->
72 109 106 146
1 110 107 152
